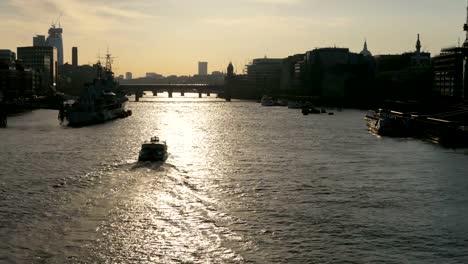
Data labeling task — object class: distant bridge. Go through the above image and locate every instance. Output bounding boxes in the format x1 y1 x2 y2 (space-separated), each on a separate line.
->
119 84 225 101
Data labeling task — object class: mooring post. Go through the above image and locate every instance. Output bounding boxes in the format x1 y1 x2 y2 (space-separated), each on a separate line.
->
0 103 7 128
135 91 143 102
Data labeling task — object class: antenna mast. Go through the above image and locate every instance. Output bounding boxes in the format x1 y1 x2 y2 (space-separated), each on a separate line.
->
464 1 468 47
99 48 117 74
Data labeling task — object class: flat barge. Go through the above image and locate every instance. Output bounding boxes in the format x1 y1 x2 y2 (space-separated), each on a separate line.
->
365 105 468 148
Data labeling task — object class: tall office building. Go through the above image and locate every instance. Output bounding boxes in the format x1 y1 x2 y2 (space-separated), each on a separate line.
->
72 47 78 66
46 25 64 66
125 72 133 80
17 46 58 92
198 61 208 76
33 35 46 47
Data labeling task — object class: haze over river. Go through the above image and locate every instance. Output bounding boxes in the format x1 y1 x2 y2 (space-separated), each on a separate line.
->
1 95 468 263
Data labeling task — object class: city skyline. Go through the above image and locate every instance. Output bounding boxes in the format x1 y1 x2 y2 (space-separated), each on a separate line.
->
1 0 468 77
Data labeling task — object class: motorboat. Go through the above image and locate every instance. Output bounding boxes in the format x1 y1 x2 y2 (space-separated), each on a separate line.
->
138 136 168 161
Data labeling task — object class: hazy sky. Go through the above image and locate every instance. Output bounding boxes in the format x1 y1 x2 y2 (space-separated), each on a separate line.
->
1 0 467 77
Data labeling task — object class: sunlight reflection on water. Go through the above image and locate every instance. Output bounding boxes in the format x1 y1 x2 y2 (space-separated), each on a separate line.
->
1 98 468 263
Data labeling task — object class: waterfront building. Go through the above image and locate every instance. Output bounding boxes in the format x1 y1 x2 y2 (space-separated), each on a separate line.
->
17 46 57 94
0 50 16 63
298 47 375 105
373 35 431 101
33 35 46 47
246 58 283 94
46 25 64 66
432 48 468 100
280 54 305 92
198 62 208 76
375 43 430 72
432 3 468 100
72 47 78 66
0 61 39 98
125 72 132 80
302 48 353 97
224 62 257 99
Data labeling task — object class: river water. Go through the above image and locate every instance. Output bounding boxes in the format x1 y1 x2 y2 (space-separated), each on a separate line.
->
1 94 468 263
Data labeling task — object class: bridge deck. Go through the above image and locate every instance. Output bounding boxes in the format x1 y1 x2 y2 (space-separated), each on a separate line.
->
120 84 224 93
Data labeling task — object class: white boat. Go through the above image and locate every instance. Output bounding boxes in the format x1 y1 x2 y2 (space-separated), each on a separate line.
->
138 136 168 162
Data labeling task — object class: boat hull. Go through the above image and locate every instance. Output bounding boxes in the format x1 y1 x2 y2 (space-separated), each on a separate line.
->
67 103 128 127
365 110 412 137
138 153 168 162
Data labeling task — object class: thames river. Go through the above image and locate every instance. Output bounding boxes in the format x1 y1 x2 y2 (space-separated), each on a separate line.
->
1 95 468 263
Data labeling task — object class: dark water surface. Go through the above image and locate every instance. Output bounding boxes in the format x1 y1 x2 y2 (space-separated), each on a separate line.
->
1 96 468 263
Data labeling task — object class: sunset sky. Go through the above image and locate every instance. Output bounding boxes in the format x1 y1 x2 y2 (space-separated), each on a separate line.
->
1 0 467 77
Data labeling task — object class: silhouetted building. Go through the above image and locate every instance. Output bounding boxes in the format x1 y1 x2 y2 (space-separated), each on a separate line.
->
72 47 78 66
246 58 283 94
280 54 305 92
224 62 257 99
0 61 39 99
125 72 132 80
46 25 64 66
411 34 430 67
0 50 16 63
17 46 58 94
375 35 430 72
146 72 162 78
432 47 468 100
302 48 352 97
373 35 432 101
198 62 208 76
58 63 98 96
360 40 373 57
33 35 46 47
298 47 376 105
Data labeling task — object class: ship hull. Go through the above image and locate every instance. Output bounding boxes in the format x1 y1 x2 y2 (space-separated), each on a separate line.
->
67 102 128 127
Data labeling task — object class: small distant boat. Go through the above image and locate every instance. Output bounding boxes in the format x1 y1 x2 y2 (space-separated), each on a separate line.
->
301 104 321 115
138 136 168 162
261 95 275 106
